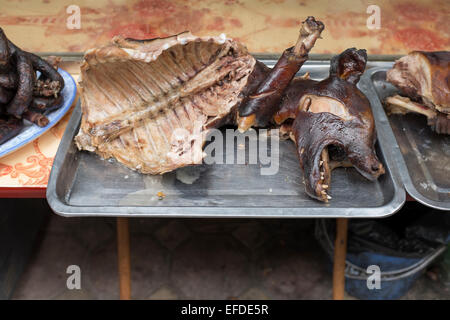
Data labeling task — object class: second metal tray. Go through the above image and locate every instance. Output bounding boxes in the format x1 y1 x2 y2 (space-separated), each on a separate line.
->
47 62 405 218
360 66 450 211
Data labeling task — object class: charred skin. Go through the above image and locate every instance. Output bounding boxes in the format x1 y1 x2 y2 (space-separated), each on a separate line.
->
275 48 384 202
0 71 18 89
0 85 13 105
0 28 65 145
22 109 49 127
0 116 22 144
6 50 34 118
6 39 64 92
31 95 63 112
238 16 324 131
0 28 11 70
292 110 383 202
238 48 308 128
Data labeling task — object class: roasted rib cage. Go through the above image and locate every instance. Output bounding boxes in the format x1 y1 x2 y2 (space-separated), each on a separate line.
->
385 51 450 135
75 32 256 174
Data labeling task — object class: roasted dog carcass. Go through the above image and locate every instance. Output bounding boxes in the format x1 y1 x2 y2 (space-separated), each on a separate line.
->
76 16 384 202
0 27 65 145
385 51 450 135
238 48 385 202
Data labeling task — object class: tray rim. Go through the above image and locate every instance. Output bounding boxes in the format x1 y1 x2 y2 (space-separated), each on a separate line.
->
47 62 406 218
360 66 449 211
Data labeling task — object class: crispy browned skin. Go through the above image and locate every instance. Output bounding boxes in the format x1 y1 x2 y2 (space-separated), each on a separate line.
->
6 39 64 92
274 48 384 202
0 71 17 89
31 95 63 112
0 85 12 104
22 109 49 127
0 116 22 144
238 16 324 130
6 50 34 118
0 27 65 145
0 28 10 70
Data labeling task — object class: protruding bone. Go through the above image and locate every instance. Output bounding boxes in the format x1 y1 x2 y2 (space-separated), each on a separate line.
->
385 95 437 119
237 16 324 129
293 16 325 56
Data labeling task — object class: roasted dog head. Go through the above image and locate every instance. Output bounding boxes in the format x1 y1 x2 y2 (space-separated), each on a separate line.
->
275 48 385 202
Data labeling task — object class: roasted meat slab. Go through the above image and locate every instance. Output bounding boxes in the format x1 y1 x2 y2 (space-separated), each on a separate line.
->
75 32 256 174
386 51 450 134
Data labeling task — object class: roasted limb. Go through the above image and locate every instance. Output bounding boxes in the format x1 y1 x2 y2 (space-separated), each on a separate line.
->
0 71 18 89
31 95 63 112
6 38 64 93
0 116 22 144
274 48 384 202
386 51 449 134
0 28 11 70
0 27 65 145
6 50 34 118
385 95 450 135
22 109 49 127
0 86 13 105
237 16 324 131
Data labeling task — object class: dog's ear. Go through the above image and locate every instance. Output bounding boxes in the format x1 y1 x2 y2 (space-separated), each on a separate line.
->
330 48 367 84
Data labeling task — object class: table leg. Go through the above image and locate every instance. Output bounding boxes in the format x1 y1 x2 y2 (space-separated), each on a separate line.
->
332 218 348 300
116 217 131 300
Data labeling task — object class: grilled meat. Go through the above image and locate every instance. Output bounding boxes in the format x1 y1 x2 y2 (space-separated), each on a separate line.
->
0 27 65 145
386 51 450 135
271 48 384 202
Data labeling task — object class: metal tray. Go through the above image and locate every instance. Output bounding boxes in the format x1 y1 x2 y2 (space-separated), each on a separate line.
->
47 61 405 218
360 66 449 211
